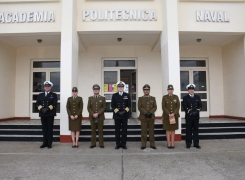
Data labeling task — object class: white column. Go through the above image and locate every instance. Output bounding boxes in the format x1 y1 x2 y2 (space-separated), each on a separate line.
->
161 0 181 136
60 0 79 141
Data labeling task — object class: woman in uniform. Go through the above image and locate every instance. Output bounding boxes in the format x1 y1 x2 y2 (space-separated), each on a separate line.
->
162 84 180 149
66 87 83 147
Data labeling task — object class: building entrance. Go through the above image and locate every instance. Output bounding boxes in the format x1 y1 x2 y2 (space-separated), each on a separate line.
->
102 58 137 119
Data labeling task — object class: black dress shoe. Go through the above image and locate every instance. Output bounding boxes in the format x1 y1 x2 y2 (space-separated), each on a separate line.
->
167 146 171 149
186 145 190 149
122 146 127 149
171 146 175 149
141 147 146 150
40 145 47 148
194 145 201 149
115 146 120 150
100 146 104 148
90 145 96 149
150 146 157 150
48 145 52 149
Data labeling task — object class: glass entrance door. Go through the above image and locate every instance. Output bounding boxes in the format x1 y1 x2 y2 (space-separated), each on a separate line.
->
31 60 60 119
102 58 137 119
180 60 209 117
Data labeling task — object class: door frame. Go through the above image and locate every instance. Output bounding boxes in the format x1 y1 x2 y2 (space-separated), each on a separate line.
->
30 59 60 119
102 58 138 119
180 58 209 117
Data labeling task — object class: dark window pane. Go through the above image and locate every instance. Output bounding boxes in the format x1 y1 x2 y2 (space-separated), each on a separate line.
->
132 102 136 112
180 71 189 91
33 61 60 68
195 93 207 99
56 103 60 113
105 102 113 112
33 95 38 101
57 94 60 101
181 93 188 99
32 103 39 113
181 93 207 99
132 94 136 101
180 60 206 67
104 94 113 100
104 60 135 67
201 101 207 111
50 72 60 92
193 71 207 91
181 101 207 112
33 72 46 92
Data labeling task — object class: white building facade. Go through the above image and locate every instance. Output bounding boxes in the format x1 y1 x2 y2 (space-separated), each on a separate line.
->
0 0 245 142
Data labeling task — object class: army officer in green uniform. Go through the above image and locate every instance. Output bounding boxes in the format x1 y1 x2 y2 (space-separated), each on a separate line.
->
66 87 83 148
138 84 157 150
162 84 180 149
87 84 106 148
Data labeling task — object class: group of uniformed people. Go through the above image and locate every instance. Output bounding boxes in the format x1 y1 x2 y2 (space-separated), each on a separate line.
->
36 80 202 150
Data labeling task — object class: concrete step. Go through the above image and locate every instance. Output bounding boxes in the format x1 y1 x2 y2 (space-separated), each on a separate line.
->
1 122 245 141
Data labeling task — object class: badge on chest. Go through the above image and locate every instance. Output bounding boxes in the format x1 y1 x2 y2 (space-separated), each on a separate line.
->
123 96 128 99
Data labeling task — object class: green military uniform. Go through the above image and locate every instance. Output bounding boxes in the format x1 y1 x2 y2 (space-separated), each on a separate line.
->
66 87 83 131
162 94 180 130
87 84 106 147
138 84 157 148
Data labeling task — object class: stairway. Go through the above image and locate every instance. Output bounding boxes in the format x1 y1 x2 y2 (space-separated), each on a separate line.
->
1 121 245 141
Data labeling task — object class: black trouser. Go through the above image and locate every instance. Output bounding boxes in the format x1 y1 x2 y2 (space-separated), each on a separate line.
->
41 116 54 146
185 118 199 146
114 118 128 147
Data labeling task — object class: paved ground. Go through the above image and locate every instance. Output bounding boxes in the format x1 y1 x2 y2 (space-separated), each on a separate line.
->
0 139 245 180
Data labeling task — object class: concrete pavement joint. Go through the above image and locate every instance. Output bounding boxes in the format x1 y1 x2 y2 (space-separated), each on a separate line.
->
121 155 124 180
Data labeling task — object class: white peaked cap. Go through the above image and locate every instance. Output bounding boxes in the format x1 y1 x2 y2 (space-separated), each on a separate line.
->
44 81 53 87
186 84 196 90
116 81 126 86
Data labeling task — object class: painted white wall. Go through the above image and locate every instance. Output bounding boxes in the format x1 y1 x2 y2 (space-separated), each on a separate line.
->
178 1 245 33
180 46 225 116
0 41 16 118
222 37 245 117
15 46 60 117
79 46 162 118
